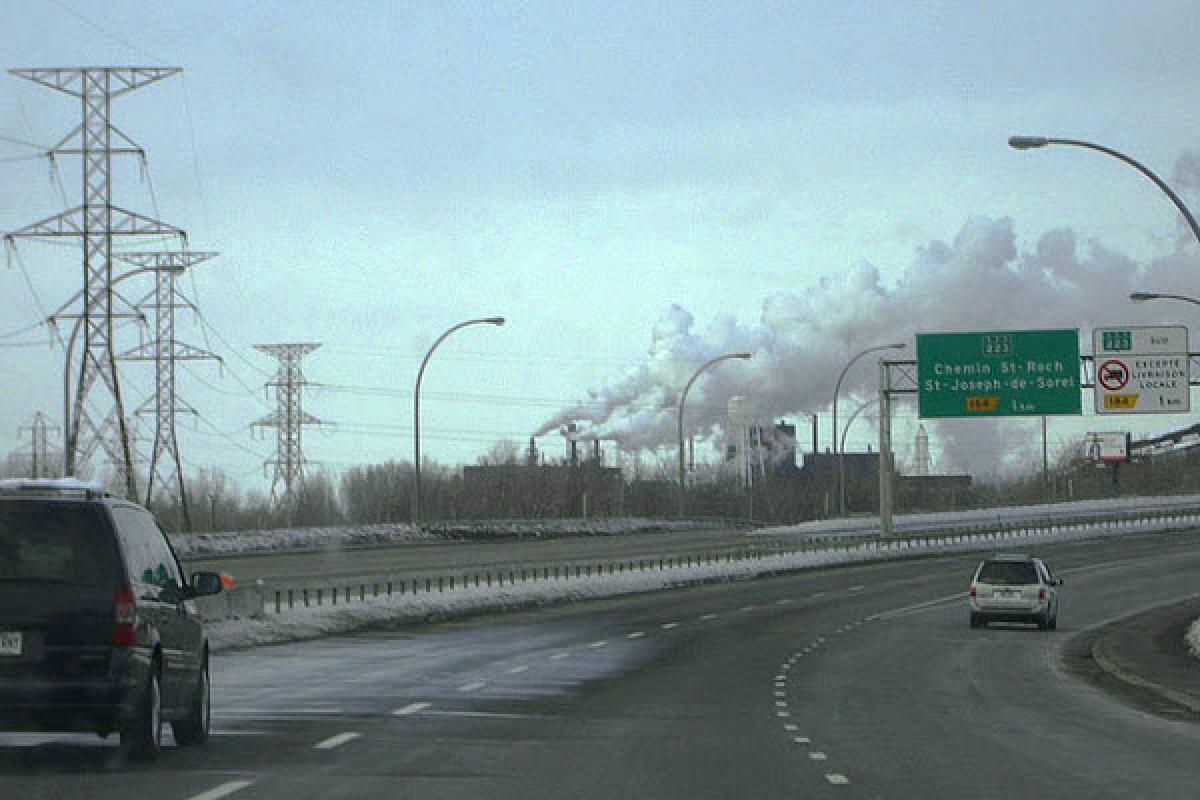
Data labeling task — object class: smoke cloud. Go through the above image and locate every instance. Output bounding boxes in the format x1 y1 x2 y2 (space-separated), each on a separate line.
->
537 214 1200 478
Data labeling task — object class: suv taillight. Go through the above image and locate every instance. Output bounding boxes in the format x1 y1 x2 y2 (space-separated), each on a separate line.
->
1038 588 1046 601
968 585 976 598
113 584 137 646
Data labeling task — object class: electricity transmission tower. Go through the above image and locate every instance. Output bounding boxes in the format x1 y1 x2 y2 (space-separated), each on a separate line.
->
253 344 323 503
3 67 186 500
16 412 60 479
115 251 220 528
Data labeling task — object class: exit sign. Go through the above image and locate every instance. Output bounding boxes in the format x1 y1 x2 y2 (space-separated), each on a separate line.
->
917 329 1082 418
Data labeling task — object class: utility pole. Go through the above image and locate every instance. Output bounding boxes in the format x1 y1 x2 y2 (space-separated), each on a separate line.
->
115 251 220 529
253 344 323 504
17 412 60 479
3 67 186 499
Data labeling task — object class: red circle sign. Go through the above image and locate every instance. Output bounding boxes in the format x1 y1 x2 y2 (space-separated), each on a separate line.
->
1098 359 1129 391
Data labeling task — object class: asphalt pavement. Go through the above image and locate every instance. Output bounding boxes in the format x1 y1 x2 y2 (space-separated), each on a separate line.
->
5 527 1199 799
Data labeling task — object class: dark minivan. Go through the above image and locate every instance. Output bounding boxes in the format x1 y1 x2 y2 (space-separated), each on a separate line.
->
0 479 223 759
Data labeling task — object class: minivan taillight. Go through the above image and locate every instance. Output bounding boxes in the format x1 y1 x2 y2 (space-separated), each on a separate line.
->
113 584 137 646
1038 588 1046 601
968 585 976 598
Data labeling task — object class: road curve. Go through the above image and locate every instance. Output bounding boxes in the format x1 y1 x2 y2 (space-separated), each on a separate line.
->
4 528 1198 799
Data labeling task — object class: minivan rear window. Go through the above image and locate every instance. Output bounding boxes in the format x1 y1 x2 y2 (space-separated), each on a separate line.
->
977 560 1038 586
0 506 114 585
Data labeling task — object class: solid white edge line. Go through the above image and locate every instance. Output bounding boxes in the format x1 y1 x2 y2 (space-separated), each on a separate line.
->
393 702 431 716
314 732 360 750
187 781 254 800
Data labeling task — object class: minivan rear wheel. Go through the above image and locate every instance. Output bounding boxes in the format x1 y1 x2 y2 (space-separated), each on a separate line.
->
173 659 211 746
121 666 162 760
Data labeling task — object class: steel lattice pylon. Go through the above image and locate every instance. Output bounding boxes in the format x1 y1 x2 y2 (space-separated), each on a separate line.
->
115 251 220 528
3 67 185 499
253 344 323 503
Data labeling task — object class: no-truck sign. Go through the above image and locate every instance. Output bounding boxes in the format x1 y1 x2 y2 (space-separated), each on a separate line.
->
1097 360 1129 391
1093 326 1189 414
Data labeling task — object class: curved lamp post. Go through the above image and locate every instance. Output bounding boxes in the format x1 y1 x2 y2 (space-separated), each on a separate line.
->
1130 291 1200 308
1008 136 1200 248
676 352 752 517
412 316 505 524
833 342 905 516
840 397 879 456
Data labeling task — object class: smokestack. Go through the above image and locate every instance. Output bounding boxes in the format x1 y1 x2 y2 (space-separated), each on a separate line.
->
527 437 538 467
593 438 601 464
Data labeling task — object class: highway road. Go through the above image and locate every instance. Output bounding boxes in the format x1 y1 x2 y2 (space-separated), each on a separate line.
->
4 527 1199 799
182 527 781 590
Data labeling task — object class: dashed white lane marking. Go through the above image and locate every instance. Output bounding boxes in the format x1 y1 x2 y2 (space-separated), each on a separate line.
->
589 641 608 648
627 631 646 639
661 622 679 630
700 613 718 620
741 605 757 612
792 736 811 744
551 652 570 660
458 681 487 692
826 774 850 785
867 591 963 621
777 711 791 718
811 592 825 598
774 691 786 698
776 598 792 605
783 724 798 732
393 702 431 716
506 665 530 675
775 674 786 681
187 781 254 800
809 751 827 761
314 732 360 750
848 585 864 592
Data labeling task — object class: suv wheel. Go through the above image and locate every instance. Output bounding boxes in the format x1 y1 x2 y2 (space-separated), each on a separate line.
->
173 659 211 746
121 666 163 760
969 613 983 629
1047 615 1058 631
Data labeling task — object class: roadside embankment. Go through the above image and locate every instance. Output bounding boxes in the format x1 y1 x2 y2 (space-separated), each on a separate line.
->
173 518 746 559
1089 596 1200 714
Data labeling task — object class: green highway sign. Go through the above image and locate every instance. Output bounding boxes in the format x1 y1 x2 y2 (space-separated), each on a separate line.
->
917 329 1082 418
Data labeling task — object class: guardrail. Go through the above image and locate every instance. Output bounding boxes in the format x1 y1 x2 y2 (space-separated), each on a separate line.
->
199 507 1200 622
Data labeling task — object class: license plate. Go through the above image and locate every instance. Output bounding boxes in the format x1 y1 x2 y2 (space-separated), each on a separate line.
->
0 631 22 656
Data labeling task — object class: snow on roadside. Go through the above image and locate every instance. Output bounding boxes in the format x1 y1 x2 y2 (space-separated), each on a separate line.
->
171 523 433 558
208 515 1191 652
1186 618 1200 660
174 518 739 559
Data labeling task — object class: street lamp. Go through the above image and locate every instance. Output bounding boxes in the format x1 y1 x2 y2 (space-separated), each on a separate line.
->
840 398 879 456
1008 135 1200 249
833 342 905 516
676 352 752 517
1130 291 1200 308
412 316 505 524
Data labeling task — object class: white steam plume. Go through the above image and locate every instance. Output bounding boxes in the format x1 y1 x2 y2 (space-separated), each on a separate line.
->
537 214 1200 478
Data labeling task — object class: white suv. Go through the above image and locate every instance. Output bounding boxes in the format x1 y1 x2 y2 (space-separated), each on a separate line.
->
968 554 1061 630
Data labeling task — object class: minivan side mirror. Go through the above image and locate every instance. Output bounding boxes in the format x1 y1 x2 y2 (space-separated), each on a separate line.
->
1054 578 1064 586
190 571 224 597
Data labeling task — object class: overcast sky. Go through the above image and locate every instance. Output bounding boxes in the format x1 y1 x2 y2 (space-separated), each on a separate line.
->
3 1 1200 490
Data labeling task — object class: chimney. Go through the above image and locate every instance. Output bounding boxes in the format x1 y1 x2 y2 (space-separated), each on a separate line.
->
593 438 601 465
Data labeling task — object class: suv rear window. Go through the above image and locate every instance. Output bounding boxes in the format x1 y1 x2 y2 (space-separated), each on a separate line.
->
977 560 1038 586
0 505 114 585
